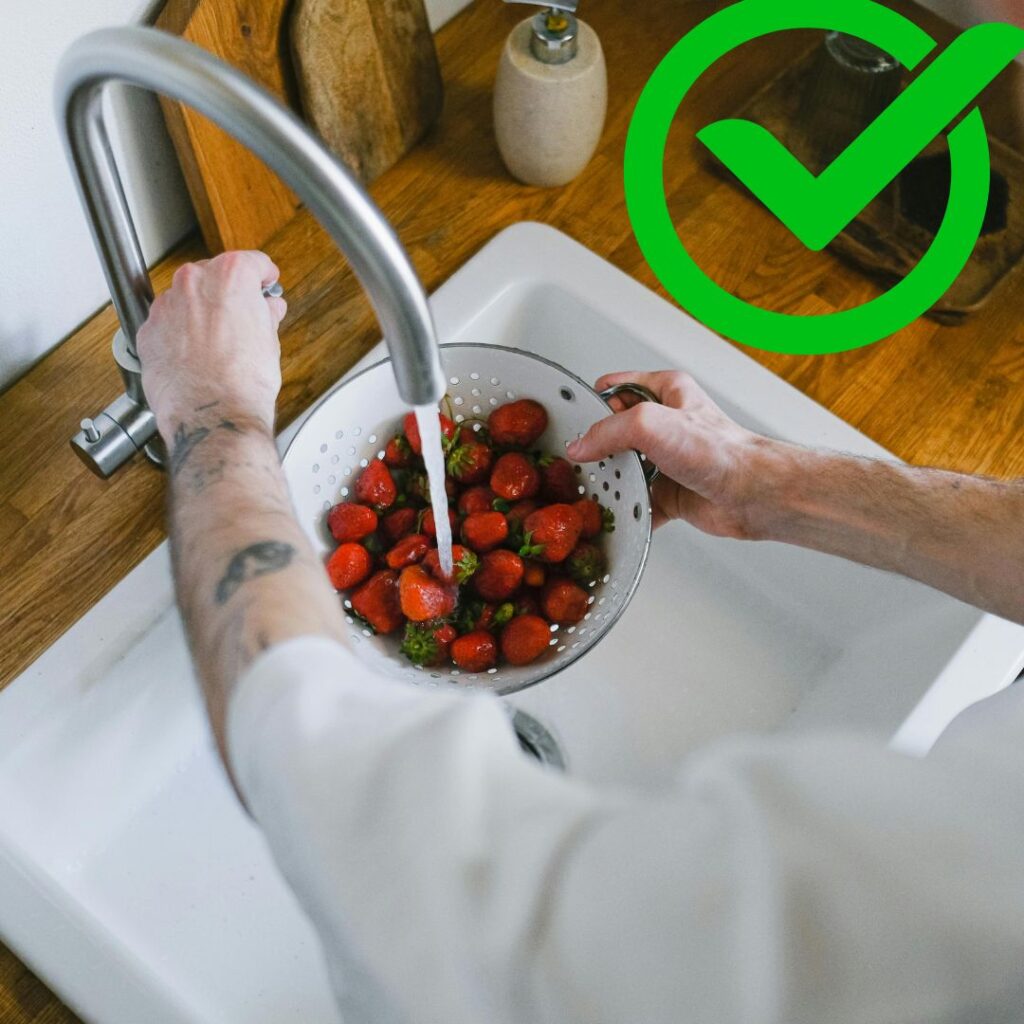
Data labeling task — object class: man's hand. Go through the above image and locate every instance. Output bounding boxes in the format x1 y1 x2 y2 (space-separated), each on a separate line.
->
137 251 287 438
568 371 777 538
569 369 1024 624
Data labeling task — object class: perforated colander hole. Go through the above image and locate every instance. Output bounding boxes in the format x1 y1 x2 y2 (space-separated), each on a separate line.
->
574 464 582 474
587 595 596 605
314 485 321 494
615 470 621 480
455 413 465 423
470 372 480 381
454 396 464 406
323 501 332 511
489 397 498 406
352 427 362 436
450 376 460 385
577 485 586 495
567 626 576 634
320 444 328 454
344 466 352 476
615 491 621 501
348 446 356 456
602 482 610 492
506 390 516 400
330 454 339 464
471 387 481 397
472 405 482 415
328 475 337 485
490 377 500 386
548 637 558 646
598 460 606 469
358 459 367 469
557 645 567 653
313 463 320 473
335 430 344 439
340 487 349 497
633 503 643 520
362 628 371 638
345 616 354 624
602 574 611 583
368 434 377 444
588 473 596 482
560 387 574 402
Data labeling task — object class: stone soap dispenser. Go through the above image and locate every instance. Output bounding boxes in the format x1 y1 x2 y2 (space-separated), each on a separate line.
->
494 0 607 187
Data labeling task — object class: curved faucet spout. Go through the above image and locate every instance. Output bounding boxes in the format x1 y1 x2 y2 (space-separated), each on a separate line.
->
57 26 445 477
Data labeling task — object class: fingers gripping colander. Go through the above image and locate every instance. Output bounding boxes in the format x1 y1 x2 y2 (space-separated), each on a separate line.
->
283 343 655 696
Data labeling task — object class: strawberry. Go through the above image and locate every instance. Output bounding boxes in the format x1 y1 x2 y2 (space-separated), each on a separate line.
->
327 542 373 590
474 550 525 602
541 578 589 625
355 459 398 510
385 533 430 570
424 545 479 584
567 542 606 586
514 592 542 618
408 471 457 503
488 399 548 448
458 423 488 445
401 622 458 667
458 485 498 516
399 565 457 622
403 411 457 456
491 452 541 501
446 439 494 484
384 434 414 469
422 506 457 538
575 499 602 539
461 511 509 552
540 456 580 504
381 507 419 543
351 570 404 634
500 614 552 666
523 561 546 588
520 504 584 564
327 502 378 543
451 631 498 673
456 598 496 634
505 498 539 548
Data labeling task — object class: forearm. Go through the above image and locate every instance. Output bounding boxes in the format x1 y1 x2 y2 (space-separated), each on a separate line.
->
165 406 346 755
750 443 1024 623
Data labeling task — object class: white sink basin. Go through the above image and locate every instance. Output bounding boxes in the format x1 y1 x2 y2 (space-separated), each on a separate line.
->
1 223 1021 1023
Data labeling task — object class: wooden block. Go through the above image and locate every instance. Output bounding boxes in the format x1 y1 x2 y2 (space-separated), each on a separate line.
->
290 0 443 183
156 0 301 253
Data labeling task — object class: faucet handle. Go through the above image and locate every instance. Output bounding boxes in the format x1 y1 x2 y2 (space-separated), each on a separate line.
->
71 395 158 479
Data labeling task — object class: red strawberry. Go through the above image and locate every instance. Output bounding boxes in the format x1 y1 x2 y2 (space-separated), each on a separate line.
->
456 599 498 634
446 439 494 484
541 578 589 625
523 561 546 588
385 533 430 570
401 622 458 667
327 502 378 543
424 545 479 584
422 506 457 538
384 434 414 469
541 457 580 504
355 460 398 510
491 452 541 501
567 542 606 586
451 631 498 673
521 504 584 564
458 423 486 445
488 399 548 448
381 507 418 543
515 592 542 618
399 565 457 622
575 499 602 539
351 569 404 634
409 471 457 503
501 614 552 666
403 411 458 455
474 550 525 602
327 542 373 590
458 485 497 516
461 511 509 552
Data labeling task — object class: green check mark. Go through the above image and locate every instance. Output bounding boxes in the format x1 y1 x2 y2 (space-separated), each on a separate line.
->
698 22 1024 252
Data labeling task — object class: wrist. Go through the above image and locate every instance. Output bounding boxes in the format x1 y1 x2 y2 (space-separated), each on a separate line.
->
732 437 816 542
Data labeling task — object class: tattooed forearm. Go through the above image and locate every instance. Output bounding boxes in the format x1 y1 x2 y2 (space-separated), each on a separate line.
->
169 411 243 476
215 541 297 605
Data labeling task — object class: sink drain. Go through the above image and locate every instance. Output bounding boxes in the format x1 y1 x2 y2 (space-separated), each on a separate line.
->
508 709 566 771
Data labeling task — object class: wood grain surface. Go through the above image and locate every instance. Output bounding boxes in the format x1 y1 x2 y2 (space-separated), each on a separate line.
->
156 0 301 252
1 0 1022 1018
291 0 443 183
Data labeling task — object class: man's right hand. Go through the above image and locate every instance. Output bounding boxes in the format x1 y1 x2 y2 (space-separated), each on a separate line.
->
568 371 780 538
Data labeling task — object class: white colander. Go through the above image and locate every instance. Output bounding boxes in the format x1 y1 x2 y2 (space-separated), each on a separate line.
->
282 343 655 696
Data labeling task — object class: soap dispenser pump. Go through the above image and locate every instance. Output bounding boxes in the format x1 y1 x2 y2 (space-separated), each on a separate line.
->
494 0 607 187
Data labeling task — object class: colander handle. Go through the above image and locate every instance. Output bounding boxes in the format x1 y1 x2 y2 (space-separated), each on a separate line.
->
598 383 661 486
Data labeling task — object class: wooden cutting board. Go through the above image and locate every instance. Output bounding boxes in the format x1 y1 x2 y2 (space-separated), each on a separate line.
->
290 0 444 184
156 0 301 253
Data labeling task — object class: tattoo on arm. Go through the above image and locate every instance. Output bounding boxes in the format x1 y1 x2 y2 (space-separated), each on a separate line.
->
169 405 243 476
215 541 297 605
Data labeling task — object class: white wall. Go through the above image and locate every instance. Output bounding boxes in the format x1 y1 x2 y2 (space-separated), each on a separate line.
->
0 0 474 392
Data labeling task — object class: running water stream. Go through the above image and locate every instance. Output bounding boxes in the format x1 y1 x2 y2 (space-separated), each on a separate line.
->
413 405 454 578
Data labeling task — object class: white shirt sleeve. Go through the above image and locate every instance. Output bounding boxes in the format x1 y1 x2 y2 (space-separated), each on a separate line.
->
228 636 1024 1024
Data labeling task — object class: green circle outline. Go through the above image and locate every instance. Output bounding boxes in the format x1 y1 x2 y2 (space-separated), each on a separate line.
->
624 0 991 354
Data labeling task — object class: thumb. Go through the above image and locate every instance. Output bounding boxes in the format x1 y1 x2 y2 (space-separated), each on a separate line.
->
567 403 663 463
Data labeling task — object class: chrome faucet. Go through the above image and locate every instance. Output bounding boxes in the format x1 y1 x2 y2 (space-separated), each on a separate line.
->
57 27 446 478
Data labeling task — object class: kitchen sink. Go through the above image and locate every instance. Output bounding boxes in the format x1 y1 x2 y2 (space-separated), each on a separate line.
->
1 223 1021 1024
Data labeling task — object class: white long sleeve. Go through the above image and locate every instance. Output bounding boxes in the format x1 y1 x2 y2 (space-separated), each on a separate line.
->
228 636 1024 1024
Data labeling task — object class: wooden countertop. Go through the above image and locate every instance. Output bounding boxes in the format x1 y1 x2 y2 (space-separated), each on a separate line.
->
1 0 1022 1018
